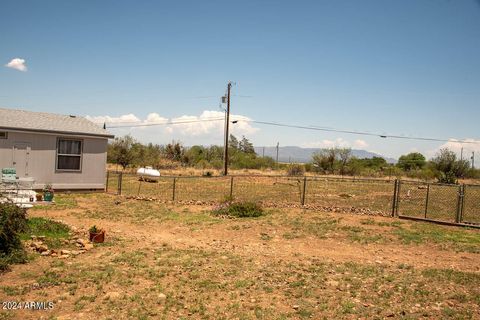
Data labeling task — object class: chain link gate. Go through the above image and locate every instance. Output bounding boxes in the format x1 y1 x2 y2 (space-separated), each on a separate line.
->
395 180 480 227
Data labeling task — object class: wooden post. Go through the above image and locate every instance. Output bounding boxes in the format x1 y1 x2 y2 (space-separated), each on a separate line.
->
223 82 232 175
395 180 401 217
172 177 177 201
424 183 430 219
105 171 110 193
118 172 123 195
456 184 465 223
137 178 142 196
301 176 307 206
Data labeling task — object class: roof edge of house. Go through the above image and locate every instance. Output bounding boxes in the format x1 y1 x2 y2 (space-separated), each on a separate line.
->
0 126 115 139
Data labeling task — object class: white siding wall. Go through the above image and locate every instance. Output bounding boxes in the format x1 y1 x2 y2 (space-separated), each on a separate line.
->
0 131 108 189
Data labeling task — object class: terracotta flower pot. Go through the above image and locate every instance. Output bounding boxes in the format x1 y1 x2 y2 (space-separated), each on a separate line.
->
89 231 105 243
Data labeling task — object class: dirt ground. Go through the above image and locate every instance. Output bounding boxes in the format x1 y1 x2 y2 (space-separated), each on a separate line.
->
1 194 480 319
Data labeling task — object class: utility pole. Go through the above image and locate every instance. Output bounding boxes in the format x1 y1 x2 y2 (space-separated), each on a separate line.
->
472 151 475 169
276 142 279 164
262 147 265 158
223 82 232 175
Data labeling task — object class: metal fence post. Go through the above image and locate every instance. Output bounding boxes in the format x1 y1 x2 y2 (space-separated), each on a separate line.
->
456 184 465 223
230 176 234 199
301 176 307 206
172 177 177 201
391 179 401 217
455 185 461 223
391 179 398 217
105 171 110 193
118 172 123 195
396 180 401 217
424 183 430 219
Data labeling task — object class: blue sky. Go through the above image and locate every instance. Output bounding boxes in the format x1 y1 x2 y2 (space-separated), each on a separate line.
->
1 0 480 162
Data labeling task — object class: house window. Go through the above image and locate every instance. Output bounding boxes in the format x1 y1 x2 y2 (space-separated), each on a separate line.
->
57 139 82 171
0 132 7 139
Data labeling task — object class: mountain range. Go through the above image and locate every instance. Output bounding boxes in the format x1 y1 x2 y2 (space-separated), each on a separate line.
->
254 146 397 164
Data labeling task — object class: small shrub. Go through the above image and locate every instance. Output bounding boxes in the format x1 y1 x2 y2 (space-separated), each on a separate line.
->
437 171 458 184
0 203 28 271
0 203 27 254
210 159 224 170
304 163 313 172
195 159 210 170
465 168 480 179
287 164 305 176
213 201 264 218
0 249 28 272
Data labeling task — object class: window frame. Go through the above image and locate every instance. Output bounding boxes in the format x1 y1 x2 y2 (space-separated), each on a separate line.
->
0 131 7 139
55 137 83 172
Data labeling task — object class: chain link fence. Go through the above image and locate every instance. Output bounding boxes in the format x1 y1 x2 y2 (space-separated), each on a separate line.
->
462 185 480 225
306 177 394 214
106 171 480 226
395 180 480 226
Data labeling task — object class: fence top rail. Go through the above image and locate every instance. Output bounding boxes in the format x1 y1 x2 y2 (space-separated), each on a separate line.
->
398 179 430 185
464 184 480 188
108 171 397 183
306 176 394 184
107 171 480 187
399 179 471 188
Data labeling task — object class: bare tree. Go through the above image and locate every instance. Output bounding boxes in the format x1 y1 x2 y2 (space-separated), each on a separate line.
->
337 148 352 175
312 148 337 174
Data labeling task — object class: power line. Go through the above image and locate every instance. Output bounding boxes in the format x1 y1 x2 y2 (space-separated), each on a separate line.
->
106 117 225 128
105 116 480 145
241 120 480 145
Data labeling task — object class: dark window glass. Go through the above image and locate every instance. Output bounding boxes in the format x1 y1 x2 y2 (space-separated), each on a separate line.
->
58 140 81 155
57 156 81 170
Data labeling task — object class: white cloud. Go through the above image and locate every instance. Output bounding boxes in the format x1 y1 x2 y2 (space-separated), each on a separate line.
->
166 111 258 137
301 138 369 149
85 113 140 124
302 138 351 149
323 138 350 148
353 139 368 148
145 113 168 124
5 58 27 72
428 139 480 165
86 110 259 144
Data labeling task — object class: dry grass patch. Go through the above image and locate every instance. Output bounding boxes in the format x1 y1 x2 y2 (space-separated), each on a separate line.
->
2 193 480 319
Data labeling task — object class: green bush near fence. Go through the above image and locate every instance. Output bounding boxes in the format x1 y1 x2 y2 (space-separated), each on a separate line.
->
287 164 305 176
212 201 264 218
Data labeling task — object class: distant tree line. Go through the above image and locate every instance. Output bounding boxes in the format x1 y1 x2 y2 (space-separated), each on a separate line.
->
305 147 478 184
108 135 479 183
107 134 275 171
